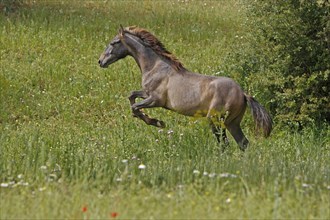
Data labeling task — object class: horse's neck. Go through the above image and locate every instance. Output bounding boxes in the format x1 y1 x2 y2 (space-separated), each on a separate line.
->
133 49 161 73
124 34 160 73
130 48 176 77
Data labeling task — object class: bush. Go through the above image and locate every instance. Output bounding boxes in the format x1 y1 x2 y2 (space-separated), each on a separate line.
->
0 0 23 14
228 0 329 128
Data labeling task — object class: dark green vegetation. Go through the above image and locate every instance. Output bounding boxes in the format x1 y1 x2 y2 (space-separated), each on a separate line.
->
0 1 329 219
233 0 329 127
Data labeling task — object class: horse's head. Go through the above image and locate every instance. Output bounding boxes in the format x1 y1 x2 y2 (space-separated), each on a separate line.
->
98 27 128 68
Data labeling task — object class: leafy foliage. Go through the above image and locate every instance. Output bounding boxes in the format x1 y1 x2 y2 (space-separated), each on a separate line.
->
0 0 23 14
230 0 329 127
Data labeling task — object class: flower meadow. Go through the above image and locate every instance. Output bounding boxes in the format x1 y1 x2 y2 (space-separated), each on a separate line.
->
0 1 329 219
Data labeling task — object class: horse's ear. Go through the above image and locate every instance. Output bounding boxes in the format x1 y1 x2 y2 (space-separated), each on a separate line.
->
118 25 125 39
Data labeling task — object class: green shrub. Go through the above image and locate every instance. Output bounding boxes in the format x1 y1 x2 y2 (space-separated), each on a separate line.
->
228 0 329 128
0 0 23 14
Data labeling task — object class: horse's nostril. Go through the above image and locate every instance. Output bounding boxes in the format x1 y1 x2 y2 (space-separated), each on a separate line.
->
98 60 101 65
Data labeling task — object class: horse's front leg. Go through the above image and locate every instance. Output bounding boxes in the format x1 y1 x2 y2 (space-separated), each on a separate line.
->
128 91 165 128
129 90 148 111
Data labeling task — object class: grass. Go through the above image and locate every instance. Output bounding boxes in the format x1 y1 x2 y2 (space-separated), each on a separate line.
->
0 1 329 219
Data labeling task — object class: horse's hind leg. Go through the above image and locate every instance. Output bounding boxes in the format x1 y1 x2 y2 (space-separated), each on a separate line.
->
226 121 249 151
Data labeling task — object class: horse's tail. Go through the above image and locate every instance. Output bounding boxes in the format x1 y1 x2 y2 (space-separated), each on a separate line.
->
245 94 272 137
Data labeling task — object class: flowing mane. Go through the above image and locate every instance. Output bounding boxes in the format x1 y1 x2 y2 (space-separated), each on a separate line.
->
124 26 185 71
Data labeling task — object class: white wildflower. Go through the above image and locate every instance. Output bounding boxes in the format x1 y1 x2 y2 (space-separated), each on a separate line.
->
193 170 200 175
219 173 237 178
1 183 9 188
138 164 146 170
302 183 312 188
38 187 46 192
209 173 217 178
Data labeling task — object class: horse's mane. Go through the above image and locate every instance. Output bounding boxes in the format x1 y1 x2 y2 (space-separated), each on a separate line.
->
124 26 185 72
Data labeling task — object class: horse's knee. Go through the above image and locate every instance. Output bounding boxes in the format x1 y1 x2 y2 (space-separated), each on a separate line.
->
129 90 148 105
128 91 138 99
129 93 137 106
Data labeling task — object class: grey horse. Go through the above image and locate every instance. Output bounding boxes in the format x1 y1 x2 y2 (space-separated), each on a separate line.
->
99 26 272 151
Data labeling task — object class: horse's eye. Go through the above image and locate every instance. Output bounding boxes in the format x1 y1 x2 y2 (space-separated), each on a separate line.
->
110 39 120 46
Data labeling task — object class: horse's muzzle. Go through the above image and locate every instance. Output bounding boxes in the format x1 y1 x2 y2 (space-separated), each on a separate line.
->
98 59 107 68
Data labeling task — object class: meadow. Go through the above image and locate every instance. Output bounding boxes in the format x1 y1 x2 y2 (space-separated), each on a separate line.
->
0 1 329 219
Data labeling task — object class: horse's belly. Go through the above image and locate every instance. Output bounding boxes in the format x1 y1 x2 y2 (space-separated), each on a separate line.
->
166 98 209 117
165 75 214 116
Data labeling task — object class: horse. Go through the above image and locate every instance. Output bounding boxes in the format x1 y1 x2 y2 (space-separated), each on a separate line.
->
98 26 272 151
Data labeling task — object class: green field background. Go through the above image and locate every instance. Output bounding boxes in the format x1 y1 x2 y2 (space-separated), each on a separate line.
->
0 1 329 219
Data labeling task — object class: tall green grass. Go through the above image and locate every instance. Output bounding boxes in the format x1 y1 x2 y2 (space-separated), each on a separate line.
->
1 1 329 219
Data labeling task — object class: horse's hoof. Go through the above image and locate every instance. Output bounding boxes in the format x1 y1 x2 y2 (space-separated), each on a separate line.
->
156 120 166 128
150 119 165 128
